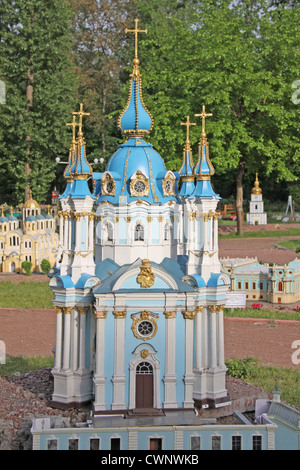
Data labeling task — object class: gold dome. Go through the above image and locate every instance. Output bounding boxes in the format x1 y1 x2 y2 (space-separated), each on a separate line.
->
24 189 40 209
252 173 262 195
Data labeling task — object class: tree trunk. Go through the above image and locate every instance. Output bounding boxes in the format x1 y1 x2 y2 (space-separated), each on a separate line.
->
25 64 34 203
236 160 245 236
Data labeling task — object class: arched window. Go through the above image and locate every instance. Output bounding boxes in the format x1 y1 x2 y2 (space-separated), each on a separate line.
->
134 223 144 241
164 223 171 241
106 222 113 242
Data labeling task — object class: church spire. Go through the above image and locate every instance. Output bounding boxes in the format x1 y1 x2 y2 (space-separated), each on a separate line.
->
118 18 153 138
64 114 78 181
192 105 218 199
179 116 196 197
69 103 92 180
252 172 262 195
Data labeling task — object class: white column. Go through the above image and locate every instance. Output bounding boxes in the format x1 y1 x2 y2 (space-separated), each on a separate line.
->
209 306 217 369
183 311 195 408
54 307 63 370
78 307 87 370
94 311 107 411
163 311 177 408
112 311 126 410
62 307 72 370
213 213 218 250
71 309 79 371
59 213 64 246
63 213 69 249
75 216 81 250
195 307 203 370
217 306 225 368
88 215 94 250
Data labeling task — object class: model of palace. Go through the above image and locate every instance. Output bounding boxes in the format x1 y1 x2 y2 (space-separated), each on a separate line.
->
221 257 300 304
246 173 267 225
0 192 58 273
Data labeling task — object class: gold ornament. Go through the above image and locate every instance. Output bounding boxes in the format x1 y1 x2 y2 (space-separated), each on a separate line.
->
137 259 155 288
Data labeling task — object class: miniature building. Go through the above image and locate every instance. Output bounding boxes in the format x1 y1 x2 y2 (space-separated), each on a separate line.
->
221 257 300 304
49 18 231 421
246 173 267 225
0 192 59 273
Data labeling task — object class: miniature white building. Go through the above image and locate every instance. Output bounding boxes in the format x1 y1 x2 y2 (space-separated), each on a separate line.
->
247 173 267 225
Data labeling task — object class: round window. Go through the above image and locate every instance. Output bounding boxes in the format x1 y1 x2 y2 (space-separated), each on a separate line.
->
134 180 146 193
106 181 114 194
137 320 154 337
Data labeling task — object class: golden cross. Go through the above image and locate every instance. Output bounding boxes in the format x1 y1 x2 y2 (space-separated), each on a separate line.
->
181 116 196 143
72 103 90 135
125 18 147 60
195 105 213 135
66 115 79 142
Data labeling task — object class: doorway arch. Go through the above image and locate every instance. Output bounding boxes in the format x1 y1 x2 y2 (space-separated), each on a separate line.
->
135 361 154 408
129 344 160 410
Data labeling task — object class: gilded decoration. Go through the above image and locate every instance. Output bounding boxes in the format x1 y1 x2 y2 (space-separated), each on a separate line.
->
164 311 176 319
182 310 197 320
162 174 176 197
137 259 155 288
130 170 150 197
131 310 158 341
94 310 108 319
101 173 116 196
113 310 127 318
141 349 149 359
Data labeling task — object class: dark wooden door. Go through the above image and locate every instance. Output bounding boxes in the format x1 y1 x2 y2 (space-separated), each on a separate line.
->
135 362 153 408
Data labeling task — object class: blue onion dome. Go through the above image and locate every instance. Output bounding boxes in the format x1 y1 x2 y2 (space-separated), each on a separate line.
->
65 104 95 200
97 20 179 206
8 206 18 221
26 215 37 222
117 58 153 139
36 214 45 220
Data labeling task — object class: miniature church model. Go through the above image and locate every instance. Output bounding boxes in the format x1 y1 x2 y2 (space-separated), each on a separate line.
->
49 19 231 415
246 173 267 225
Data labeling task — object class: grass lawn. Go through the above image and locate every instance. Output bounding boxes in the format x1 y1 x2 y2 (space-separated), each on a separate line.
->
276 239 300 251
0 280 54 308
219 227 300 239
0 355 53 377
224 307 300 322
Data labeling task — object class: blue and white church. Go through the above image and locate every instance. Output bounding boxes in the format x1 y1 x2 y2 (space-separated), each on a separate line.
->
49 20 231 417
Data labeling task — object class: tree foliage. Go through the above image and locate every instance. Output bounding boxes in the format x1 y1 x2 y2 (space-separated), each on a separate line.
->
0 0 77 204
133 0 300 233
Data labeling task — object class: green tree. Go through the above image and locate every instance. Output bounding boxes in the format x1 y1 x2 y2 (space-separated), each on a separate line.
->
41 258 51 275
0 0 77 205
70 0 135 168
135 0 300 234
21 260 32 276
